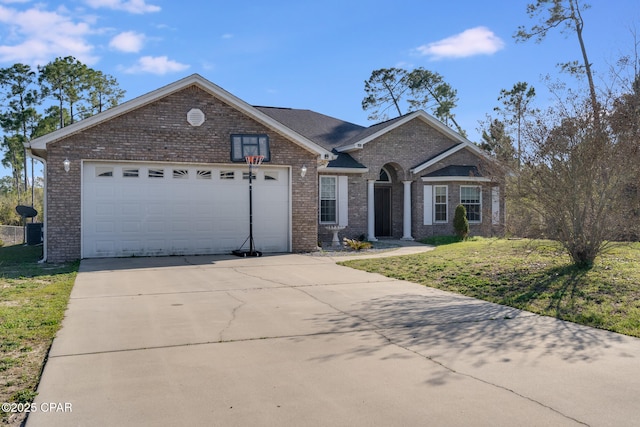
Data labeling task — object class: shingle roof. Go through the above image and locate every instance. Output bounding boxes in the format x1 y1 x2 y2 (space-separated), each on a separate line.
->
254 106 365 149
337 114 408 146
422 165 482 178
327 151 367 169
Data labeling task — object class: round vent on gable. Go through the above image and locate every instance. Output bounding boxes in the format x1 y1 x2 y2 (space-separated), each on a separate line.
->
187 108 206 127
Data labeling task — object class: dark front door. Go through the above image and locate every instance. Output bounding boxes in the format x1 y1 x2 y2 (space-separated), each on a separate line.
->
375 186 392 237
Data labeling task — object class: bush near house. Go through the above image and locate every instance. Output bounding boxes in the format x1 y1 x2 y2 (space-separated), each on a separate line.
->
453 204 469 240
343 238 373 251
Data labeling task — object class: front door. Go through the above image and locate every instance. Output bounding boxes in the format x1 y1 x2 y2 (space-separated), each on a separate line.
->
374 186 392 237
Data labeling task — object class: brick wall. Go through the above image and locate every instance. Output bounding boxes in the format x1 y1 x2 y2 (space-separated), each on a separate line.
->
45 85 318 262
317 118 505 243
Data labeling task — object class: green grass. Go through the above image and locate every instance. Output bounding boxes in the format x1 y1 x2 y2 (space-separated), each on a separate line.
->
0 245 78 425
341 238 640 338
419 235 482 246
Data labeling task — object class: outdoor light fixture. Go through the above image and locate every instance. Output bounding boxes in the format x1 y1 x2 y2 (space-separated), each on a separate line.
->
63 158 70 172
301 165 307 178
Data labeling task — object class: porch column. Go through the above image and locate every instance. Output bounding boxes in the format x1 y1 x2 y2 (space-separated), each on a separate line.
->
367 179 377 241
402 180 414 240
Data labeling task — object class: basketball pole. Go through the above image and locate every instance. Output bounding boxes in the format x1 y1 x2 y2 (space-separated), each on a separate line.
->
232 155 263 257
248 160 256 255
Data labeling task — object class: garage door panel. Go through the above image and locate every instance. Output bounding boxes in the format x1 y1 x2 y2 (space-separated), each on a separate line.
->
145 220 165 233
91 184 115 199
120 203 142 216
94 202 115 216
121 221 142 233
194 220 215 233
82 162 289 258
95 221 114 233
94 240 115 255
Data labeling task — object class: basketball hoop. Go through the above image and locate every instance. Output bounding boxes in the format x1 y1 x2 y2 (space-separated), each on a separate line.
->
244 155 264 167
233 155 265 258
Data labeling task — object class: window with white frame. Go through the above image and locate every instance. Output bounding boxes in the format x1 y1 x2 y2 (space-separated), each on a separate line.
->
320 176 337 223
461 186 481 222
434 185 448 222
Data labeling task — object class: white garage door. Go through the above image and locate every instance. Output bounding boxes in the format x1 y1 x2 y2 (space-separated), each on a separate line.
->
82 162 290 258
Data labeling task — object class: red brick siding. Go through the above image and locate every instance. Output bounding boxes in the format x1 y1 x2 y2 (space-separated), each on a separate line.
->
45 86 318 262
318 118 505 243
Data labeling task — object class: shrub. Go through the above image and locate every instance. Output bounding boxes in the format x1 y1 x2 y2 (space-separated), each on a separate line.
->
453 204 469 240
343 238 373 251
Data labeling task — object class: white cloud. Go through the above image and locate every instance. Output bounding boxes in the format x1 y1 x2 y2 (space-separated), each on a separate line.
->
415 26 505 60
109 31 145 53
85 0 160 14
0 5 98 65
124 55 189 75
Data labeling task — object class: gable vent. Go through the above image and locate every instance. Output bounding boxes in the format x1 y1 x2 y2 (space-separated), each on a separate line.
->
187 108 205 126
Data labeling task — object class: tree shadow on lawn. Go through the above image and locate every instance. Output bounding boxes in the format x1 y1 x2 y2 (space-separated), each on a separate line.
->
498 263 590 318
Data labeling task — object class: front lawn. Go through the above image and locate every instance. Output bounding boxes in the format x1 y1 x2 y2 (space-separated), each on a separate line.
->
340 239 640 338
0 245 78 426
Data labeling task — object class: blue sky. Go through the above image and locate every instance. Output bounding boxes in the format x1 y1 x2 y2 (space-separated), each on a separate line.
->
1 0 639 179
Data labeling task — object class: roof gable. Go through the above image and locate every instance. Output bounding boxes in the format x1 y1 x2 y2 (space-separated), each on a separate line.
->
409 135 493 175
335 110 469 153
29 74 334 160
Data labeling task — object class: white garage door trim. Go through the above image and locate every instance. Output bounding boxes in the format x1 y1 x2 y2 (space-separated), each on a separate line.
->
81 161 291 258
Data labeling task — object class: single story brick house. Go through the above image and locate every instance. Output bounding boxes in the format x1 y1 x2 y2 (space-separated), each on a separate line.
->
28 74 504 262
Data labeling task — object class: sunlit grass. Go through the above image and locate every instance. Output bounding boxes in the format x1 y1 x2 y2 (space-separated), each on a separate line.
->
0 245 78 424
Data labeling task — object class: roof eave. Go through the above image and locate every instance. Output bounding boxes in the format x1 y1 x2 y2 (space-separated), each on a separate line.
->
28 74 335 161
410 142 493 175
421 176 492 183
335 142 364 153
320 167 369 174
336 110 470 153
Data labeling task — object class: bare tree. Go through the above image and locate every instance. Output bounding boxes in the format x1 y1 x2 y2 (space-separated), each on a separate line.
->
519 91 638 267
515 0 599 120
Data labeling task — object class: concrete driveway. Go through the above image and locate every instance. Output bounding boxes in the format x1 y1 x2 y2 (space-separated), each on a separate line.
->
28 251 640 426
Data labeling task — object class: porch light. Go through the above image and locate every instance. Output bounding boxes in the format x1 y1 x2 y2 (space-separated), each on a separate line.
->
63 158 71 172
301 165 307 178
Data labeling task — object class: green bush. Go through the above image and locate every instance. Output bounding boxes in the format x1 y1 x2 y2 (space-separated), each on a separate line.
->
453 204 469 240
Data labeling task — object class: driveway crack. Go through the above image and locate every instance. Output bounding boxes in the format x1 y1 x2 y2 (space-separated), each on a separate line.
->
219 291 246 342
